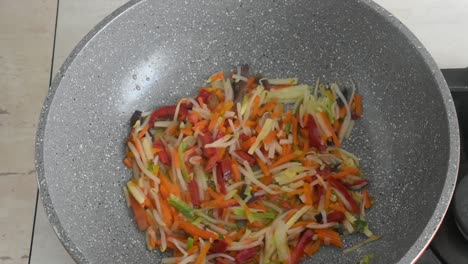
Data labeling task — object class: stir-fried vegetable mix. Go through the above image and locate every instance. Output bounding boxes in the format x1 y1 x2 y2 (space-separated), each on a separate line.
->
122 65 378 264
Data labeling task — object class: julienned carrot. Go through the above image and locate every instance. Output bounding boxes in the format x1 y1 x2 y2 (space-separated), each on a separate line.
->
195 242 212 264
248 221 266 229
314 228 343 248
339 106 346 118
256 157 271 177
319 112 340 147
258 98 278 116
246 76 256 89
163 175 181 199
284 209 298 222
362 189 372 209
271 104 283 119
284 110 293 122
304 240 321 256
220 101 234 114
209 72 225 81
291 221 314 229
249 201 267 212
158 175 171 199
147 234 157 250
231 160 241 182
145 198 153 209
123 158 132 168
193 120 209 131
282 144 292 155
244 120 256 127
329 201 346 213
201 198 238 209
145 211 157 232
183 147 196 158
224 233 234 245
271 152 297 168
263 130 278 144
354 94 363 117
260 175 273 186
286 188 304 197
213 101 225 115
178 220 219 240
251 96 261 117
216 147 226 160
208 112 220 131
129 195 149 231
241 137 257 151
172 148 181 169
181 127 193 136
216 92 225 104
230 229 245 241
160 199 173 228
207 187 223 200
138 124 150 138
186 245 199 255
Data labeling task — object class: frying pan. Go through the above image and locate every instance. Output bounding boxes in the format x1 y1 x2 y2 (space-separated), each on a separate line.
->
35 0 459 263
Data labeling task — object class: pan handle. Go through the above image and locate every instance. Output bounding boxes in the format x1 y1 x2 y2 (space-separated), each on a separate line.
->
441 68 468 92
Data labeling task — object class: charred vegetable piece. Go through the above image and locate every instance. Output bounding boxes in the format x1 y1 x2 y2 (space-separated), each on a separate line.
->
130 110 142 126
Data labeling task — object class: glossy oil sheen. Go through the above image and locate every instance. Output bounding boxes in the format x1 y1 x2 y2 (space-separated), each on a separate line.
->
36 0 459 263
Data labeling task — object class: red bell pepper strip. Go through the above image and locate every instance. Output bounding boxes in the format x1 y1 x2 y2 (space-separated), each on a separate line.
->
220 158 232 181
210 240 228 254
307 114 327 151
180 101 193 110
291 230 315 264
216 130 226 140
148 104 192 126
317 167 332 176
199 130 216 158
148 105 177 126
153 140 171 165
235 247 258 264
327 211 345 222
239 133 250 141
328 178 360 214
234 150 255 166
281 200 293 209
196 89 212 104
216 164 227 194
314 185 323 207
188 179 201 207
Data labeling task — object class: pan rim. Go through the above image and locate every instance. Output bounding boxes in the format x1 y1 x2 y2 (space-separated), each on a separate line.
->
34 0 460 263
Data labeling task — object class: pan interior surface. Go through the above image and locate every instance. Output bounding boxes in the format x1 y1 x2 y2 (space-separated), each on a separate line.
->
36 0 458 263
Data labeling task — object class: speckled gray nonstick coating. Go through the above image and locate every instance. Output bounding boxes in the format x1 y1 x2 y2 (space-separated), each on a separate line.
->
35 0 459 263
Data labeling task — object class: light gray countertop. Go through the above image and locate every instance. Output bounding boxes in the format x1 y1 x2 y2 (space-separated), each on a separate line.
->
29 0 468 263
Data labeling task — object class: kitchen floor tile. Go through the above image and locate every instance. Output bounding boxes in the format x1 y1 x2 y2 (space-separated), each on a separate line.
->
0 0 57 263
